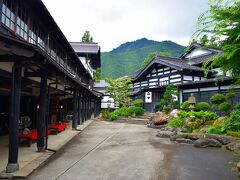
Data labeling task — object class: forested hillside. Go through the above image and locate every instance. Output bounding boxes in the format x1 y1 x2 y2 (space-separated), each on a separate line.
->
101 38 185 79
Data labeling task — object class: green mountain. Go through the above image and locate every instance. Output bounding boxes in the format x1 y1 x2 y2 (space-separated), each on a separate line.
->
101 38 186 79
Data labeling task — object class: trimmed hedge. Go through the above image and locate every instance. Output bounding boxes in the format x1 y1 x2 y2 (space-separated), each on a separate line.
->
110 106 144 121
195 102 210 112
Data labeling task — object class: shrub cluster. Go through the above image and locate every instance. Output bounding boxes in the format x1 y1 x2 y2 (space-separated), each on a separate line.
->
221 110 240 132
167 111 218 131
177 111 218 121
110 106 144 121
168 118 183 129
181 101 190 111
101 109 112 119
133 99 144 108
195 102 210 112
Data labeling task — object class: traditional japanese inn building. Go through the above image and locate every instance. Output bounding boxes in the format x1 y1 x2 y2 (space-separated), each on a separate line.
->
0 0 102 173
132 43 240 112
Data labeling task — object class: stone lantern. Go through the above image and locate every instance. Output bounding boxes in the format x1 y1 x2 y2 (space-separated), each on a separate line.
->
188 93 196 112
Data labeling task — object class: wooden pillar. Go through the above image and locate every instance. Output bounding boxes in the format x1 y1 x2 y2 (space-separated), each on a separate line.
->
37 73 47 152
94 99 97 118
6 62 22 173
72 90 77 129
85 97 88 121
77 94 81 125
81 97 84 123
88 98 91 119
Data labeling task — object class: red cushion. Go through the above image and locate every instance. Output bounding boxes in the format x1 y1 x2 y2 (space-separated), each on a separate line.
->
48 123 67 132
19 129 51 140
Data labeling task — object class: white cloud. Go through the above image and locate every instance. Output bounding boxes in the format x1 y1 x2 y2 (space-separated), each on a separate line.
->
42 0 209 51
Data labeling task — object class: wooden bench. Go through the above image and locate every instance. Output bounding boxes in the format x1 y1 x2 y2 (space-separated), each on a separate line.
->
19 129 50 147
48 123 67 134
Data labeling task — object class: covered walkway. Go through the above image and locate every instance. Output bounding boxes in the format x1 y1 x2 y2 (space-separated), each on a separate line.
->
0 120 93 178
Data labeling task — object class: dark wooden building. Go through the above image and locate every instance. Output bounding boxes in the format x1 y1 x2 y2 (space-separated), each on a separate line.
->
0 0 102 173
132 43 240 112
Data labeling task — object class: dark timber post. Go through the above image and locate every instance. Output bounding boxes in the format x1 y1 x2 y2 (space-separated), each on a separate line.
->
84 97 87 121
77 93 81 126
87 98 89 120
6 62 22 173
72 90 77 129
37 72 47 152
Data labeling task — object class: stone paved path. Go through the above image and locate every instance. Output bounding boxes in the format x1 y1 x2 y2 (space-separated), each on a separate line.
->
29 120 238 180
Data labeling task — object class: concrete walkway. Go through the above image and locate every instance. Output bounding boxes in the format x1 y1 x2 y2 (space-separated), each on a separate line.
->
29 120 239 180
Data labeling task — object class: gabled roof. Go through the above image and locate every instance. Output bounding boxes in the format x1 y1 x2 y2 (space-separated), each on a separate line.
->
133 56 203 80
70 42 100 54
179 43 221 59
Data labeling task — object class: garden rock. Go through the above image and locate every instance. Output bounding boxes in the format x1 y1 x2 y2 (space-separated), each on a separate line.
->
156 131 176 138
237 162 240 172
152 112 168 125
194 138 222 148
175 138 194 144
175 128 188 133
226 141 240 154
169 109 179 118
205 134 236 145
169 134 191 141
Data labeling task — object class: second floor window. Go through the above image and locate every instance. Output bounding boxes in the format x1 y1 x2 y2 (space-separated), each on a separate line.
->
1 0 15 31
16 7 28 40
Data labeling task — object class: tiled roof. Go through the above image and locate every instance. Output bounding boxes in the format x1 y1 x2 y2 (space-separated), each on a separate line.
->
154 56 203 72
133 55 204 80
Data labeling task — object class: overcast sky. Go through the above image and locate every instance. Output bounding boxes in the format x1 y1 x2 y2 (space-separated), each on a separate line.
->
42 0 209 52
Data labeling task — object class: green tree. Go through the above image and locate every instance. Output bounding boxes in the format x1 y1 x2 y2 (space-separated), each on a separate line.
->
195 0 240 83
141 52 171 69
163 84 178 108
106 77 133 107
82 31 93 43
93 68 101 82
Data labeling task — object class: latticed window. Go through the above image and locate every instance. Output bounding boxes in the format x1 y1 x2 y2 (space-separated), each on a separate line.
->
1 0 15 31
16 6 28 40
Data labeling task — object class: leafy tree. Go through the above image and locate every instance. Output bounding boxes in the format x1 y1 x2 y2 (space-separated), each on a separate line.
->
106 77 133 107
156 84 178 112
93 68 101 82
82 31 93 43
163 84 178 108
141 52 171 69
195 0 240 83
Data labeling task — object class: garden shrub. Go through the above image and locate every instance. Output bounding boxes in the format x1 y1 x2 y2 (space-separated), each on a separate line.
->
184 118 205 131
163 106 171 114
226 92 236 100
177 111 218 121
116 107 131 117
168 118 183 129
110 106 144 121
128 106 144 116
226 131 240 138
156 99 166 111
134 99 144 108
110 111 119 121
218 102 232 116
172 100 180 109
210 93 226 105
195 102 210 112
235 102 240 111
213 117 227 128
221 110 240 132
207 127 223 134
181 101 190 112
101 109 111 119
